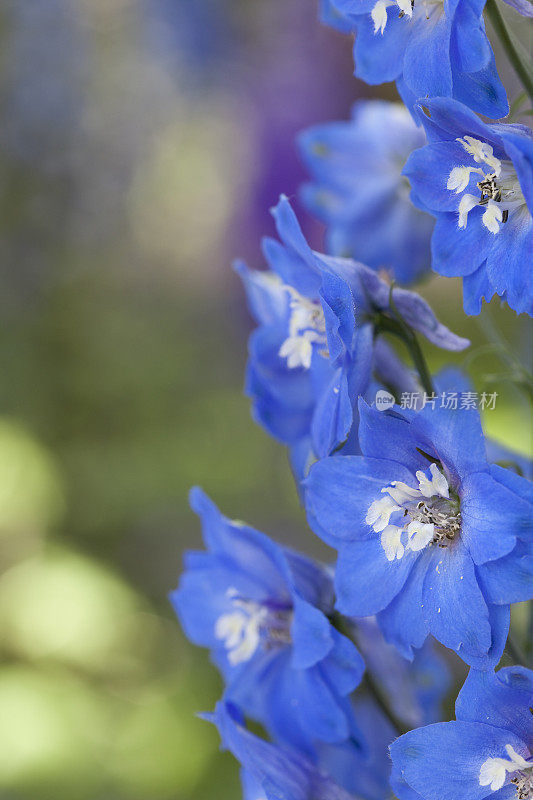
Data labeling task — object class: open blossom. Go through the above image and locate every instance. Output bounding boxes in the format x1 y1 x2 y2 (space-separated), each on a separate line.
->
404 97 533 316
237 195 468 480
209 696 404 800
299 101 434 285
390 666 533 799
208 701 356 800
304 398 533 667
171 487 365 755
321 0 508 120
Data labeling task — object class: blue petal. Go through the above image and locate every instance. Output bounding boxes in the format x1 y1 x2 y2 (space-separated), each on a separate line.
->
235 261 288 326
403 141 471 213
291 596 333 670
414 96 500 148
499 0 533 15
390 720 529 800
358 401 427 474
460 471 531 564
431 212 491 278
304 454 417 544
456 666 533 742
335 537 417 616
292 666 352 743
403 12 452 99
311 366 353 459
392 285 470 350
484 214 533 316
209 701 353 800
261 236 320 298
476 541 533 604
490 463 533 503
188 488 289 596
410 403 488 483
320 627 365 696
352 13 410 84
452 55 509 120
377 552 432 659
422 541 493 664
451 0 491 73
462 260 496 315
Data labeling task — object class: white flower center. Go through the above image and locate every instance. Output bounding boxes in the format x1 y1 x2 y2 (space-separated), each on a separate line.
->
480 744 533 797
278 286 328 370
366 462 461 561
447 136 527 234
371 0 443 34
215 589 292 665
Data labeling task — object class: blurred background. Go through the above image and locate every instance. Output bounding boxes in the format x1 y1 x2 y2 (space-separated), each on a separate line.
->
0 1 530 799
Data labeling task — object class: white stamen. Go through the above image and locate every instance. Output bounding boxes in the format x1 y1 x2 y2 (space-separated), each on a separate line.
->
366 495 401 532
479 745 532 792
482 200 503 235
458 136 501 176
458 193 478 228
381 525 405 561
279 335 314 370
447 166 483 194
278 287 327 370
416 462 450 498
406 520 435 551
371 0 389 33
367 464 458 560
448 137 528 234
396 0 414 15
215 605 265 665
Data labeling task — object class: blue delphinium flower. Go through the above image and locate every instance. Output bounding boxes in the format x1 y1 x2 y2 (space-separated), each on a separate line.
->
404 97 533 316
298 101 434 285
321 0 508 120
171 487 365 755
353 617 450 728
208 700 357 800
390 665 533 799
237 194 468 479
209 696 402 800
320 0 354 30
305 398 533 668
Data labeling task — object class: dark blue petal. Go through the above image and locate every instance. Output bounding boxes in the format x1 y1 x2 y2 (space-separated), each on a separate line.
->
456 666 533 742
452 55 509 120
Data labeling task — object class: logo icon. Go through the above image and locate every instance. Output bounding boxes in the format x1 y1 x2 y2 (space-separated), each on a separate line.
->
375 390 395 411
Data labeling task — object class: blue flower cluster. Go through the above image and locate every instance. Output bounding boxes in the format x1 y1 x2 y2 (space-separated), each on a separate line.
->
171 0 533 798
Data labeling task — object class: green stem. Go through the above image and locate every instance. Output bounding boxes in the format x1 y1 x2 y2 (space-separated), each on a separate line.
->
486 0 533 102
375 314 435 396
362 671 410 737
